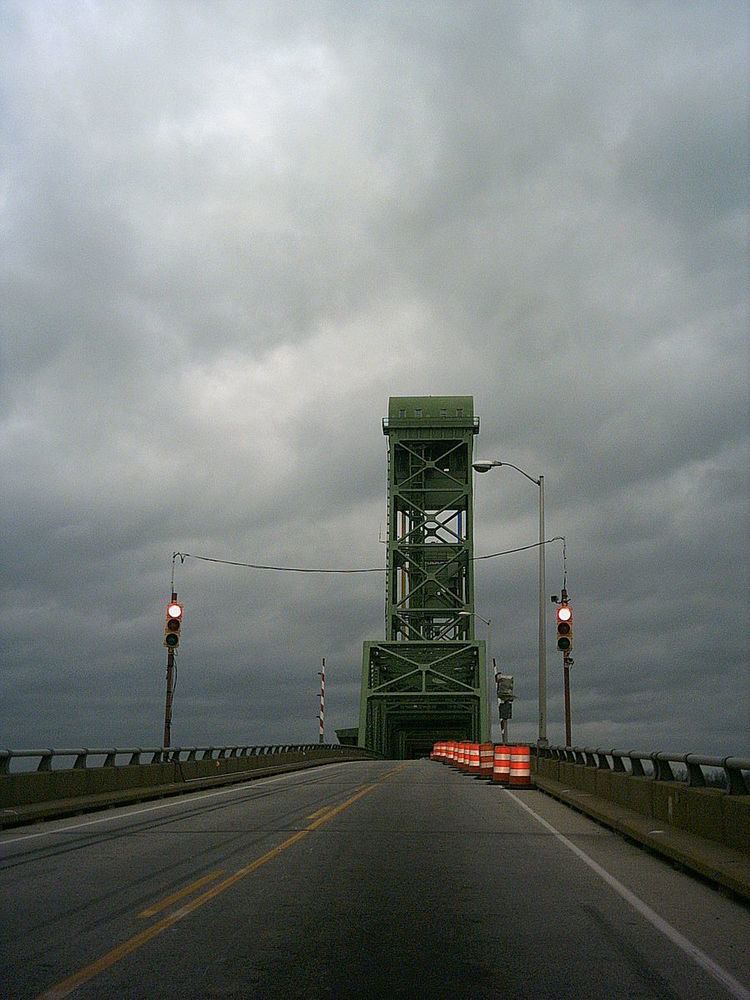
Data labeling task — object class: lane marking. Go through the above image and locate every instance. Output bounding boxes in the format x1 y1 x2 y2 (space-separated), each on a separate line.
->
1 761 357 846
505 789 750 1000
306 805 332 820
34 772 392 999
137 870 225 918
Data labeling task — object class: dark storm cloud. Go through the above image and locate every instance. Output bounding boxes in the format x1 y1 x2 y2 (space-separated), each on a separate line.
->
1 1 747 754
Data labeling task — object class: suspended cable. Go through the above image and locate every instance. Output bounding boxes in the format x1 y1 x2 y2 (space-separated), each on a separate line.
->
174 552 384 573
171 536 566 576
474 537 565 561
170 552 185 591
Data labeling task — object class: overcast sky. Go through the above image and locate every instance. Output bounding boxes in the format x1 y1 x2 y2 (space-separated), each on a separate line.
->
1 1 748 756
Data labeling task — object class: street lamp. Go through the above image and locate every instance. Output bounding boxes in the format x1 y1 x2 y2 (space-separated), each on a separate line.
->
458 610 492 738
473 460 548 747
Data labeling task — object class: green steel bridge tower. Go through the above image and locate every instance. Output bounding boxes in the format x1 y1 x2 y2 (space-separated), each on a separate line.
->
358 396 489 758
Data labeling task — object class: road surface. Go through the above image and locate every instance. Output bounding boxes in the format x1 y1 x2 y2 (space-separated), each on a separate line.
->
2 759 749 999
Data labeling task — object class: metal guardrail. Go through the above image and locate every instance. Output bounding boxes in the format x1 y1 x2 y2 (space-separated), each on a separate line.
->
0 744 379 774
537 746 750 795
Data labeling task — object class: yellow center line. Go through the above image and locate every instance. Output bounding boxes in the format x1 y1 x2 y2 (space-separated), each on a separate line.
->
306 805 332 820
137 870 225 919
35 768 400 1000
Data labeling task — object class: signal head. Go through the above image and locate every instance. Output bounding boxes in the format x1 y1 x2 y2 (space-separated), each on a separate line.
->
164 600 184 650
556 602 573 653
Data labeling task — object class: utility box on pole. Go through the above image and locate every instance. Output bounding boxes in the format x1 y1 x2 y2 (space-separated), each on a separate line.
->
358 396 489 758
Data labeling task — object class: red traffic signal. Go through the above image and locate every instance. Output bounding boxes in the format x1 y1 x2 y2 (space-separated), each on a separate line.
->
164 601 183 650
556 604 573 653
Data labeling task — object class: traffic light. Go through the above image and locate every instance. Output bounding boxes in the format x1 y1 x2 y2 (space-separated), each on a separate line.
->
556 604 573 653
496 674 514 701
164 600 183 650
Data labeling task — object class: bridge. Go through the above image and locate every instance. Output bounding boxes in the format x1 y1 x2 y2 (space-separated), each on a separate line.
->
2 396 749 998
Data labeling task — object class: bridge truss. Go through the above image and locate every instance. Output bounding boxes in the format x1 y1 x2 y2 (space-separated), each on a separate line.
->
359 396 489 758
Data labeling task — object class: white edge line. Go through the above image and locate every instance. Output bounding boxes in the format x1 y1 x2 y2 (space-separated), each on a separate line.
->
505 789 750 1000
0 761 354 846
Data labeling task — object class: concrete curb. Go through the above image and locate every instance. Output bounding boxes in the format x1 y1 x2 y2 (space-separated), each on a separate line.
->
534 773 750 903
0 756 363 830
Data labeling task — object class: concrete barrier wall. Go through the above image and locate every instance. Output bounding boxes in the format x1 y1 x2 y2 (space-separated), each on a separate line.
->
0 749 365 810
1 762 175 807
535 756 750 853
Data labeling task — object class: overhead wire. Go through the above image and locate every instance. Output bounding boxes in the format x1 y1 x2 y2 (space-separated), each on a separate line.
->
171 536 566 576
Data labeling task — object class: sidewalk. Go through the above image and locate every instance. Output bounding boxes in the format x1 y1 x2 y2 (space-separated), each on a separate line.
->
534 772 750 903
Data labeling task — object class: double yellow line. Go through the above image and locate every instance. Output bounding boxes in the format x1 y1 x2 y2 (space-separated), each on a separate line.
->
36 764 407 999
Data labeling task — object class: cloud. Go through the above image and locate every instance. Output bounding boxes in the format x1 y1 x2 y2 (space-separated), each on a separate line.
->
1 1 747 755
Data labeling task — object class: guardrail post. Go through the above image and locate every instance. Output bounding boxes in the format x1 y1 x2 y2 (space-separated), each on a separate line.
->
685 758 706 787
74 751 87 769
652 753 674 782
37 751 53 772
104 752 117 767
630 755 646 777
725 758 750 795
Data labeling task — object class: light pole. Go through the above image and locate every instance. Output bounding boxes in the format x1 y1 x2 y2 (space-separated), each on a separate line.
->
473 460 548 747
458 610 492 738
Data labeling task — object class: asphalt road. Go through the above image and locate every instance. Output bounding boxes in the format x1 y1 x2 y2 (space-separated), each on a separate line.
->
2 759 749 1000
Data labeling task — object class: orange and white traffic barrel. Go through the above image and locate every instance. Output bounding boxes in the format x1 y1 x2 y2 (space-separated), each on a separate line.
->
468 742 481 775
508 745 533 788
491 744 511 784
478 742 494 779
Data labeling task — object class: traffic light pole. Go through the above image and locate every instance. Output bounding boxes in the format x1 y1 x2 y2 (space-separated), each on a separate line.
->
563 657 572 746
163 649 175 748
162 589 179 748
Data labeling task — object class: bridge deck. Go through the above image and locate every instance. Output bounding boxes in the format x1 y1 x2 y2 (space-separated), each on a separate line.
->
2 760 749 999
